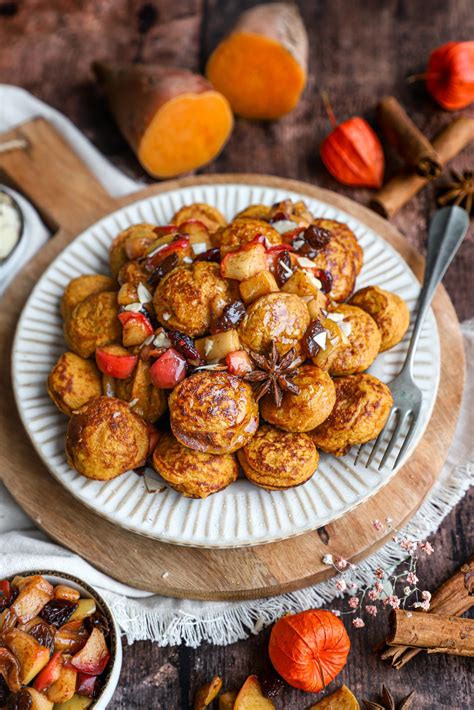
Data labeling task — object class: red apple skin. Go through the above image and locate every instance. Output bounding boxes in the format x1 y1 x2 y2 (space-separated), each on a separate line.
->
33 650 63 691
95 348 138 379
147 425 160 457
76 672 99 697
149 349 187 389
226 350 253 376
71 628 110 676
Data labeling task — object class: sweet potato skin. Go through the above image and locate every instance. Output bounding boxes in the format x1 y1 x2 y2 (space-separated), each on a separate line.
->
206 2 308 119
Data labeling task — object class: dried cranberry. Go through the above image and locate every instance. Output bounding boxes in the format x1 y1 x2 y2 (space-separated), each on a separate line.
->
146 252 179 286
193 247 221 263
40 599 78 628
213 300 246 332
269 210 289 223
303 319 325 358
28 620 55 654
0 582 13 611
295 240 318 260
168 331 203 366
0 677 10 707
7 689 32 710
316 268 333 294
84 610 110 639
304 225 331 251
275 250 293 287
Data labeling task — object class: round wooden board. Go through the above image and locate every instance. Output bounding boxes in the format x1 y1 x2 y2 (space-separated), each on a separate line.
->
0 120 465 600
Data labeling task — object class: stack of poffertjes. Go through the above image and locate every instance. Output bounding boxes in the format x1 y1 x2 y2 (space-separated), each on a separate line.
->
47 199 410 498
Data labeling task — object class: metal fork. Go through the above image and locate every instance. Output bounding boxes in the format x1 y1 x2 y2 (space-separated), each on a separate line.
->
355 206 470 471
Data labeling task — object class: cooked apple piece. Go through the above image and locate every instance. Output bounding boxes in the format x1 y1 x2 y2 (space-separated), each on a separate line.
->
70 628 109 676
33 650 63 691
282 269 323 298
194 675 223 709
76 672 99 698
54 620 89 654
11 575 54 623
239 270 279 304
306 291 328 321
46 658 77 703
53 695 92 710
0 608 17 632
219 690 238 710
25 687 54 710
234 676 275 709
309 684 360 709
69 599 96 622
179 220 213 254
312 316 350 371
4 628 50 685
54 586 81 602
195 330 241 362
221 243 267 281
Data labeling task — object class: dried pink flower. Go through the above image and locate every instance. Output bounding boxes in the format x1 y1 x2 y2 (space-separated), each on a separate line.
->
335 579 347 591
375 568 385 579
421 600 430 611
403 586 411 596
421 590 432 601
322 553 333 565
400 538 416 554
367 588 379 601
385 517 393 525
385 594 401 609
334 556 348 570
406 571 418 585
419 541 434 556
374 581 384 593
372 519 384 531
365 605 378 616
331 609 341 617
352 617 365 628
348 596 359 609
349 582 358 590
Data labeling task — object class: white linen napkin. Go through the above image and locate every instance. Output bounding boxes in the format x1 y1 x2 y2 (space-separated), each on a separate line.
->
0 85 472 647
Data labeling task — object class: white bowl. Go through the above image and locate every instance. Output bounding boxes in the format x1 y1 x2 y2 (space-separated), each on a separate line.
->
7 571 122 709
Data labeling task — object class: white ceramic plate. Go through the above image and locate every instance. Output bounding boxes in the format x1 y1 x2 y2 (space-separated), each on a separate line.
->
12 183 440 548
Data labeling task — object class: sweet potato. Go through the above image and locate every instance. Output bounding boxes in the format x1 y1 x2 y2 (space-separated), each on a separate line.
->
94 62 233 178
206 2 308 119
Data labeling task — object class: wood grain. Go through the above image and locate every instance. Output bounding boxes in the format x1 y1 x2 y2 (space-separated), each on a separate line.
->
0 128 465 599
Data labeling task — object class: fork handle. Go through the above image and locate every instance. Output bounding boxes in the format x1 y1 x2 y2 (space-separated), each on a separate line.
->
403 206 470 375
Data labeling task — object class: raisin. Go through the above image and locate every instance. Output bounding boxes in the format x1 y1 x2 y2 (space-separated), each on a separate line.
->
146 252 179 286
316 268 333 294
213 300 246 332
28 621 55 655
168 331 203 366
40 599 78 628
0 677 10 707
193 247 221 263
275 250 293 287
85 610 110 639
7 689 32 710
304 225 331 251
0 583 12 611
295 240 318 260
269 210 289 223
303 319 325 358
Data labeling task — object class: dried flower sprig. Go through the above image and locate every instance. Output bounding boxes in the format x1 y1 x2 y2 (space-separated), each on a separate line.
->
323 518 435 628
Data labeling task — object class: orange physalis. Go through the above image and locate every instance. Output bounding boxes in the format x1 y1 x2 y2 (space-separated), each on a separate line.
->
424 41 474 110
269 609 350 693
319 93 384 189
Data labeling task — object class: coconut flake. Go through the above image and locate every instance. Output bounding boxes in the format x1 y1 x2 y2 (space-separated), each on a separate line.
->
204 340 214 357
146 241 172 258
194 363 227 371
129 398 139 407
191 242 208 255
162 311 171 321
302 295 313 303
327 311 344 322
281 260 294 278
314 331 328 350
143 334 155 346
292 236 305 250
182 256 193 264
123 302 143 313
306 272 323 290
137 282 152 304
340 320 352 338
295 255 317 269
154 332 171 348
271 219 298 235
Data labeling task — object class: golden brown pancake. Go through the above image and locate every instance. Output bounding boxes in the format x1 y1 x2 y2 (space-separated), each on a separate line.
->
349 285 410 352
328 304 381 376
239 292 310 356
47 351 102 416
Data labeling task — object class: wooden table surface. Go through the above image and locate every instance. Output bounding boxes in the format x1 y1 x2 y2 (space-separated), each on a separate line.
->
1 1 473 708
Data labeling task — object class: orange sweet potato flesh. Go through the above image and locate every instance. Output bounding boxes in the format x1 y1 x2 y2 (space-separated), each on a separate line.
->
206 2 308 119
309 684 361 709
94 63 233 178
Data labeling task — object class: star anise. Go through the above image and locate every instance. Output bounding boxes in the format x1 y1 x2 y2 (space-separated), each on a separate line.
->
437 169 474 215
244 340 303 407
363 685 415 710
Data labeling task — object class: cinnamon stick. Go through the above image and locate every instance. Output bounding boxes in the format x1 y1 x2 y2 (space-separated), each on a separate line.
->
380 559 474 668
378 96 442 178
371 117 474 218
387 609 474 657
